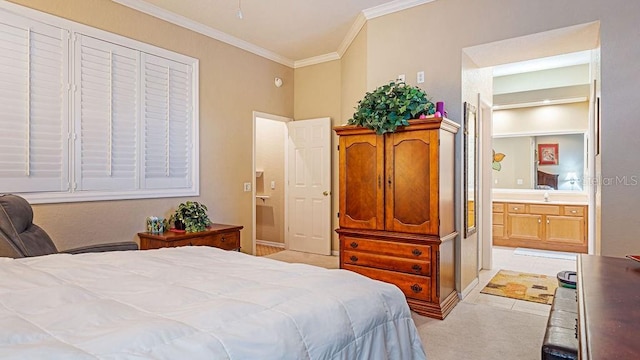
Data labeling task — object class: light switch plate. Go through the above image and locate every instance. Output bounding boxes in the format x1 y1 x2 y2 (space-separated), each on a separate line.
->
243 182 251 192
417 71 425 83
270 180 276 190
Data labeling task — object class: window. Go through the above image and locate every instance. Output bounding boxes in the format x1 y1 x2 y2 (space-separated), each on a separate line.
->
0 4 199 203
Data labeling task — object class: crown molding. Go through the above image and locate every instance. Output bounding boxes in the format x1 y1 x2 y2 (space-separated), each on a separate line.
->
336 12 368 58
111 0 435 69
294 52 341 69
363 0 435 20
111 0 294 67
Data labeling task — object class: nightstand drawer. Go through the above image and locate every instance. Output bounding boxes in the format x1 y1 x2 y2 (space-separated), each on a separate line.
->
343 250 431 276
208 232 240 250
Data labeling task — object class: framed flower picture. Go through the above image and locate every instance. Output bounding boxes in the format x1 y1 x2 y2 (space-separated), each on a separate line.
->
538 143 559 165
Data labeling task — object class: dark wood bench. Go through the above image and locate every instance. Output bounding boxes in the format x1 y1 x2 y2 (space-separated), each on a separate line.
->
542 287 578 360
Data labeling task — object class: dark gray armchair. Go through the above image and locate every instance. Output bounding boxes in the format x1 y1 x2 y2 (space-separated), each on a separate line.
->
0 194 138 258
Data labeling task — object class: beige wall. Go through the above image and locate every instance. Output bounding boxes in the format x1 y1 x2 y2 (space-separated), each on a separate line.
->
493 137 535 189
9 0 293 253
293 60 342 251
255 118 286 244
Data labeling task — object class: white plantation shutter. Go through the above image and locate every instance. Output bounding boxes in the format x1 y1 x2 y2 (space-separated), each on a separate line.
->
0 12 68 193
0 4 197 202
75 35 138 191
142 53 192 189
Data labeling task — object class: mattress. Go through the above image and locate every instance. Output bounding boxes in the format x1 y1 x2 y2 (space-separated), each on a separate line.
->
0 246 426 359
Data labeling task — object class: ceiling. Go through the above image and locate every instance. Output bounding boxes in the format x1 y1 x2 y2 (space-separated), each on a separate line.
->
492 51 593 108
112 0 433 67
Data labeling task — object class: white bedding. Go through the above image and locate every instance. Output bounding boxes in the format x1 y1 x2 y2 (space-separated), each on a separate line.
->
0 246 426 359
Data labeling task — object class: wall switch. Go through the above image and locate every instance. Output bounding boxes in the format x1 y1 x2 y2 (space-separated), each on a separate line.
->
397 74 405 82
516 179 523 185
417 71 425 84
270 180 276 190
243 182 251 192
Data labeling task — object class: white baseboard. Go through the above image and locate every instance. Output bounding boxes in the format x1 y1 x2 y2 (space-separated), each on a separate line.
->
255 240 285 248
459 277 479 300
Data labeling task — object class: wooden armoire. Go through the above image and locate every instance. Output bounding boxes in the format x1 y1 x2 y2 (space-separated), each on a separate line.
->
334 118 459 319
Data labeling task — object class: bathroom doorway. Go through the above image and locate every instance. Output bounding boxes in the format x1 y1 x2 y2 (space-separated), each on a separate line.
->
252 112 290 255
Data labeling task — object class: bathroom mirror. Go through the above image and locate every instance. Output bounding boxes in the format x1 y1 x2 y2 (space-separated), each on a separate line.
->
464 102 478 237
492 133 585 191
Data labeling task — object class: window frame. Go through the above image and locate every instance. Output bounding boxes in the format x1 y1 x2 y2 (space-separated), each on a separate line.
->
0 2 200 204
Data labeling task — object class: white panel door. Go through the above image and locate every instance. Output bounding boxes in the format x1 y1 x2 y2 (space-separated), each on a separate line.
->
287 118 331 255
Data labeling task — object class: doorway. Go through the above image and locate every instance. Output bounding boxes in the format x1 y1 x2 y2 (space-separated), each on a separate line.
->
252 112 291 256
462 21 601 274
252 113 332 256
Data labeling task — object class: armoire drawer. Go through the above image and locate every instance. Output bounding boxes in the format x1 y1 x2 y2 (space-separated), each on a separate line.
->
343 250 431 276
343 264 431 302
342 236 431 260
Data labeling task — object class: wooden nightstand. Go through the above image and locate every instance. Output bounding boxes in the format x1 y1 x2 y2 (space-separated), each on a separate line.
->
138 223 243 251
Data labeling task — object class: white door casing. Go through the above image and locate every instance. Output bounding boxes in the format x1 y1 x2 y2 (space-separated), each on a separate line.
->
287 118 331 255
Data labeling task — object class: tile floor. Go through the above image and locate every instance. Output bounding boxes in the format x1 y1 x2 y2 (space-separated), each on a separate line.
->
464 246 577 316
256 244 285 256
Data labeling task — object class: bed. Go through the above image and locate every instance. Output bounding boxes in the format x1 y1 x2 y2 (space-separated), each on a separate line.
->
537 170 558 190
0 246 426 359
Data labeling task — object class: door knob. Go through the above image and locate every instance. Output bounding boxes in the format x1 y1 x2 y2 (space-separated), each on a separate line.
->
323 191 330 196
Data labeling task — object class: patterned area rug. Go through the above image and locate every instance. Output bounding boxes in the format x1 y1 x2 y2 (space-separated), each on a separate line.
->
481 270 558 304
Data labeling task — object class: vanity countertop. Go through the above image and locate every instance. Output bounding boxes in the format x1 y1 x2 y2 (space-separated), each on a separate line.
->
493 199 588 206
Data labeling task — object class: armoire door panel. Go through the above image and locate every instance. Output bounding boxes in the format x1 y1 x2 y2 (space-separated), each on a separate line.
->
385 130 439 234
339 134 384 229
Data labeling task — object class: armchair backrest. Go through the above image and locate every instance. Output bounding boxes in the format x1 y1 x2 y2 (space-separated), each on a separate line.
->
0 194 58 258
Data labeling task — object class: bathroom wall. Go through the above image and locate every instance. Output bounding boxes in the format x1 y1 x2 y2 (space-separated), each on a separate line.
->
255 118 286 244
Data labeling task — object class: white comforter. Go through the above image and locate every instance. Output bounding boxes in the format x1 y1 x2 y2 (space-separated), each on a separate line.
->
0 246 426 359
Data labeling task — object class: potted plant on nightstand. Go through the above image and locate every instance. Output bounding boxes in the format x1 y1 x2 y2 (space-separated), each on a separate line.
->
348 80 436 135
170 201 212 233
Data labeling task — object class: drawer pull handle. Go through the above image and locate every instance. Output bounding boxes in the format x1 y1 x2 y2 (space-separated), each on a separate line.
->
571 210 577 214
350 242 358 249
221 237 226 242
513 207 519 211
350 255 358 262
410 284 422 293
411 264 422 273
412 249 422 256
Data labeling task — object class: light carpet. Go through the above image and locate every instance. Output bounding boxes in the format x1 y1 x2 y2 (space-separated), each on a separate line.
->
264 250 548 360
264 249 339 269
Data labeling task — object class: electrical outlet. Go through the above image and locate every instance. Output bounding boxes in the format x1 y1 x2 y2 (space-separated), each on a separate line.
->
517 179 523 185
417 71 425 84
397 74 405 82
243 182 251 192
